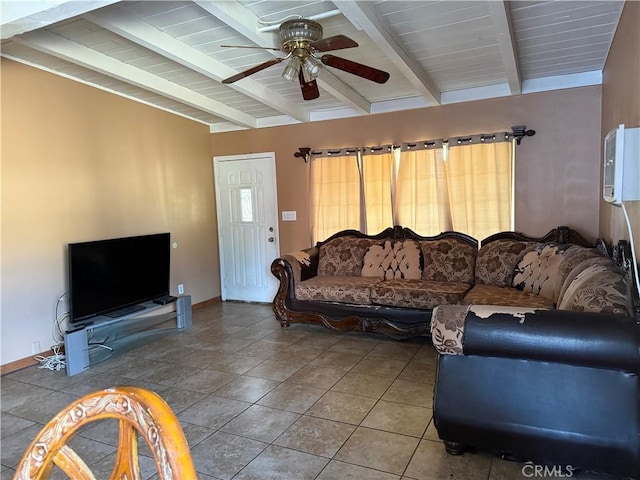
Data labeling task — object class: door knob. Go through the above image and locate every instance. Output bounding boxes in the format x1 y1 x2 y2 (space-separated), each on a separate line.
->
268 237 274 242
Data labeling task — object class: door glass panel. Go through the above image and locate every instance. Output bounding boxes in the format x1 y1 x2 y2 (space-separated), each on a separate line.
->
240 188 253 222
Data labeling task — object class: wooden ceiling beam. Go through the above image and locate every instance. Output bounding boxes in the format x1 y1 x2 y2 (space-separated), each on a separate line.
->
86 8 309 123
14 30 257 128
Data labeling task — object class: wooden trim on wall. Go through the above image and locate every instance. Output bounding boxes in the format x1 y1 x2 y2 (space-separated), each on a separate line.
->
1 296 224 376
193 296 221 310
0 349 54 376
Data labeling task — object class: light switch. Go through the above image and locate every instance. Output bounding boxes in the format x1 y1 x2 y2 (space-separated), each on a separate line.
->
282 211 297 221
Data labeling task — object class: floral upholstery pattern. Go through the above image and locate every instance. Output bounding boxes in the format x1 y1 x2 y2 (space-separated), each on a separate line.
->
420 238 477 284
557 256 614 306
318 237 379 276
463 284 555 309
370 279 471 309
512 244 569 301
554 246 604 300
361 240 422 280
431 305 469 355
475 240 536 287
295 276 382 304
558 263 630 316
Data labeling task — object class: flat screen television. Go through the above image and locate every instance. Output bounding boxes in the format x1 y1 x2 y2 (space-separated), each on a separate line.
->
68 233 171 325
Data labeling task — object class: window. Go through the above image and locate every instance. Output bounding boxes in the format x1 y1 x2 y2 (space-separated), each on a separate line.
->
309 135 514 243
309 154 361 243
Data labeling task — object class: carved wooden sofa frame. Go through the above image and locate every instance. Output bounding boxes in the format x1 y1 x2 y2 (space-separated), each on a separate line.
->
271 225 600 340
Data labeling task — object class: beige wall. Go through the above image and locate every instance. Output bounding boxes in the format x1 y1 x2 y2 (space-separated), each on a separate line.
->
211 87 603 255
1 59 220 365
600 0 640 253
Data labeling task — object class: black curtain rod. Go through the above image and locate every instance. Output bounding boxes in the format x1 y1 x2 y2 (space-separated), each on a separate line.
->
294 125 536 161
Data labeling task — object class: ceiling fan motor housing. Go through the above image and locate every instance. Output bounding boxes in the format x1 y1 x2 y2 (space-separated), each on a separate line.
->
279 19 323 53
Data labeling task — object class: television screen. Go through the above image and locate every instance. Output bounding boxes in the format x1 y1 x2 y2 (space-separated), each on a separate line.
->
68 233 171 324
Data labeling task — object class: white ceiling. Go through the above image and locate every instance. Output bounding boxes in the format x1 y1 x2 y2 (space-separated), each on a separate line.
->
1 0 625 133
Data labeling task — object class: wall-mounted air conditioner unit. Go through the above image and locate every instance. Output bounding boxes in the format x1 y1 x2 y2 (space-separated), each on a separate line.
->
603 124 640 205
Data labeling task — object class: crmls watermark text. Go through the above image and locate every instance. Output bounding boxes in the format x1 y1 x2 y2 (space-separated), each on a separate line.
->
521 464 575 478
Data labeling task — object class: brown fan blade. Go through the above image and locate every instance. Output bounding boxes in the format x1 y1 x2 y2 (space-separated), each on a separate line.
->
298 69 319 100
220 44 282 51
310 35 358 52
321 54 390 84
221 58 285 84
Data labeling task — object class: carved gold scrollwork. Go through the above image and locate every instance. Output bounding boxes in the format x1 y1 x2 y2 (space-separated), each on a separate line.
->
14 387 196 480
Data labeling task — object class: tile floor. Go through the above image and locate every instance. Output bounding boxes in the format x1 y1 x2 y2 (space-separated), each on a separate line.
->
0 302 623 479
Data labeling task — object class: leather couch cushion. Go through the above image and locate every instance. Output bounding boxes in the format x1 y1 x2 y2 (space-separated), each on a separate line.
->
475 240 536 287
420 238 477 284
295 275 382 304
370 279 470 309
361 240 422 280
463 284 555 308
318 237 379 276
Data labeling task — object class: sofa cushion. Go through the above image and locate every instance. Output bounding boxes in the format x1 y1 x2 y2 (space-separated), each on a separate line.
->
318 237 379 276
557 263 630 316
361 240 422 280
296 276 382 304
463 284 555 309
512 243 568 302
556 256 614 306
554 245 603 300
420 238 476 284
475 240 537 287
370 279 471 309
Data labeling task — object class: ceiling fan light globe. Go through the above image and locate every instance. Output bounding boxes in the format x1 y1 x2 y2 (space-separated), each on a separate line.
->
303 56 321 79
282 56 302 82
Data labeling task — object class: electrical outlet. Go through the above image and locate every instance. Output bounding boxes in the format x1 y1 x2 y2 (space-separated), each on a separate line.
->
177 284 184 295
31 341 41 355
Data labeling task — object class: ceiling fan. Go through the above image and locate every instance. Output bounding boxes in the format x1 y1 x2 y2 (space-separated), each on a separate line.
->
221 19 390 100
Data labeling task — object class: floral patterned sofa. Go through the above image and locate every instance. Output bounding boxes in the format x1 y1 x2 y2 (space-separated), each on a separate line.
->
271 225 618 339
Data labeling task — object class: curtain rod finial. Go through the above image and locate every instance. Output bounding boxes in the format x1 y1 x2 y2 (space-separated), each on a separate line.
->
294 147 311 163
511 126 536 145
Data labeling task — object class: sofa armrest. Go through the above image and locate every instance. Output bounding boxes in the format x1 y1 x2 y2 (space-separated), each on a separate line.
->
462 306 639 372
271 247 319 300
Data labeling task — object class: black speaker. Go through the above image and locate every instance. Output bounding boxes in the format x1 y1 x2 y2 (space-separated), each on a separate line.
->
177 295 192 330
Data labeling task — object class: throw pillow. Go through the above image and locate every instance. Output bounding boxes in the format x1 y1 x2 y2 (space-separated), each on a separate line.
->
512 244 569 302
318 237 379 276
421 238 477 283
475 240 536 287
557 263 630 316
361 240 422 280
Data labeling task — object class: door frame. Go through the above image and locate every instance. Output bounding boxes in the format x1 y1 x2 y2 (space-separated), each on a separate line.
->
213 152 280 301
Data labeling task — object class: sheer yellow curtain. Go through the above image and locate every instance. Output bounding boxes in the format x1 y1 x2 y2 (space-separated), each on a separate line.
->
309 154 361 243
395 148 452 236
445 141 512 241
361 151 393 235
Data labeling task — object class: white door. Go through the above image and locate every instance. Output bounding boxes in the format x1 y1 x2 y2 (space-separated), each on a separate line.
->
214 153 280 302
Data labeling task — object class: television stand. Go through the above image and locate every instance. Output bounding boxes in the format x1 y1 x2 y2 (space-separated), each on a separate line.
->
104 304 146 318
64 295 191 376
